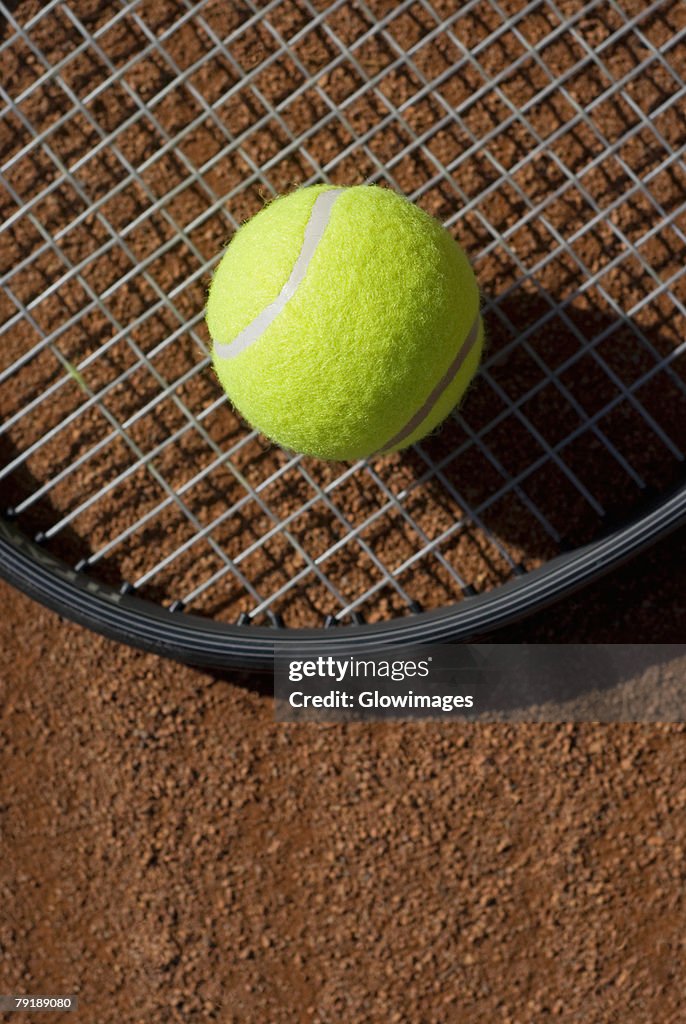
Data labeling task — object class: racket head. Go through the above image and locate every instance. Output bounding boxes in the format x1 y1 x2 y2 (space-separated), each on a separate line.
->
1 1 685 665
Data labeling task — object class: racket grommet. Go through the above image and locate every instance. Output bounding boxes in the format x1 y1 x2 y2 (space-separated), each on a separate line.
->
351 612 366 625
513 563 527 576
408 600 423 614
34 531 47 545
119 581 135 596
169 599 185 613
324 614 339 628
75 558 89 573
462 584 477 598
236 611 251 626
3 507 17 520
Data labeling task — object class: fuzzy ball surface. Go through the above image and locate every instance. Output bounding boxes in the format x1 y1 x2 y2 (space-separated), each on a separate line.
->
206 184 482 461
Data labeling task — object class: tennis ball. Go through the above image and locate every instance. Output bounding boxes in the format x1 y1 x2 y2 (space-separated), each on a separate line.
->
206 184 482 461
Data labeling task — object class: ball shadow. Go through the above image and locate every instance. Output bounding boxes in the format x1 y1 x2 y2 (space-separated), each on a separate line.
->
392 285 685 595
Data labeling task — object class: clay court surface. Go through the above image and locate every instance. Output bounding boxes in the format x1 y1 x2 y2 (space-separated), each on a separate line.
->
2 527 685 1023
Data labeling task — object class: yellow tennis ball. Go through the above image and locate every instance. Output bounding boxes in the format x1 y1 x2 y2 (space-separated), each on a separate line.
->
206 184 483 461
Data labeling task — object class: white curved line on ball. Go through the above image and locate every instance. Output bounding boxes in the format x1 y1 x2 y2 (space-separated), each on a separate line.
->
376 311 482 454
213 188 344 359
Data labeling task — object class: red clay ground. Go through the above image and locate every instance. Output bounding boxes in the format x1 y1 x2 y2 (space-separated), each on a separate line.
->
1 525 685 1024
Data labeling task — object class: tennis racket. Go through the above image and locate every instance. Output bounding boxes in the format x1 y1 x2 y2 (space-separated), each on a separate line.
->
1 0 684 669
